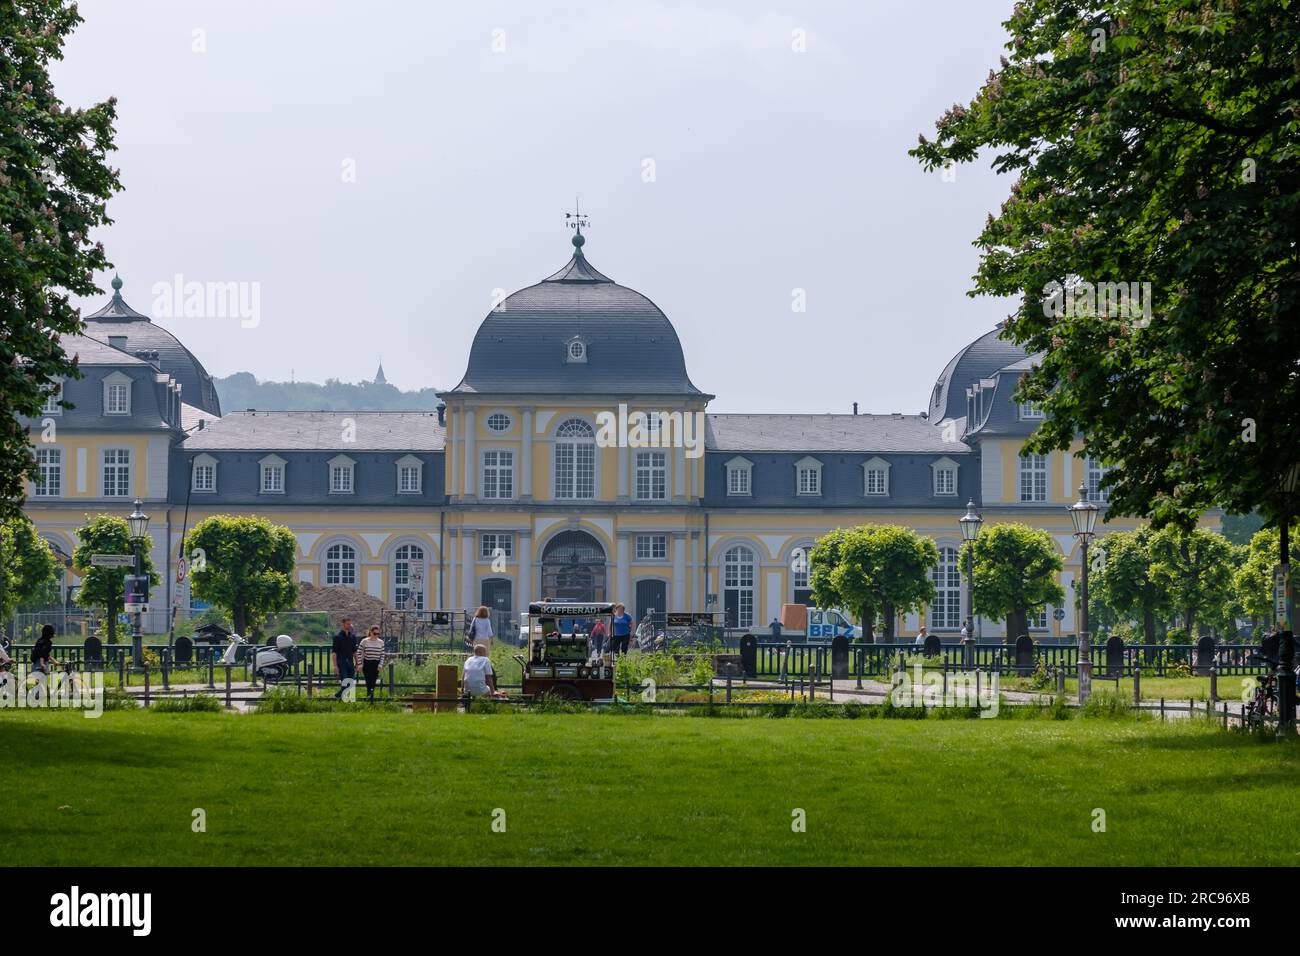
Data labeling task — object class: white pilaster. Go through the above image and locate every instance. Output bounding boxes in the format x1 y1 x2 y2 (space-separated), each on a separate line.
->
463 408 476 498
617 442 629 501
674 448 686 502
518 532 532 612
672 533 686 612
521 408 533 499
460 529 475 611
616 533 631 606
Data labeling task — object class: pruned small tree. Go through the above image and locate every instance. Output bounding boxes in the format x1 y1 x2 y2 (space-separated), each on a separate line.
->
1233 524 1300 631
964 524 1064 645
0 514 60 631
1095 528 1173 644
1148 526 1236 639
810 525 939 643
187 515 297 637
71 514 158 644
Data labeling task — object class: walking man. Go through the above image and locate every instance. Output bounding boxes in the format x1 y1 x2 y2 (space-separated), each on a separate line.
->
332 617 358 700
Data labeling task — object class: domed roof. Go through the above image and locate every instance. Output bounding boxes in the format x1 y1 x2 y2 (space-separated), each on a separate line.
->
928 326 1028 422
449 235 706 397
84 276 223 415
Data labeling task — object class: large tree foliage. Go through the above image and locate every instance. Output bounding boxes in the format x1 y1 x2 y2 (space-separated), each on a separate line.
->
912 0 1300 532
963 523 1065 644
0 514 59 625
187 515 297 636
71 514 158 645
1148 525 1236 636
1 1 121 516
809 526 939 642
1095 527 1173 642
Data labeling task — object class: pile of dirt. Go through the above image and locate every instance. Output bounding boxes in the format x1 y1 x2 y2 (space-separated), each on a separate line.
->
293 582 387 634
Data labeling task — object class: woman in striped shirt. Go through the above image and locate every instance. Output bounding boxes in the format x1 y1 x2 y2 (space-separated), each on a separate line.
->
358 626 385 701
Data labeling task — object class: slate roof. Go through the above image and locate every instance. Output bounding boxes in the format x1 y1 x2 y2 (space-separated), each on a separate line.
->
180 411 446 451
449 236 706 397
928 327 1029 423
705 414 970 453
83 277 223 416
62 332 154 366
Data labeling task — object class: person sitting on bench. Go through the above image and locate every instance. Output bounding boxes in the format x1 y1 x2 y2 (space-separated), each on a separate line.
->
463 644 506 699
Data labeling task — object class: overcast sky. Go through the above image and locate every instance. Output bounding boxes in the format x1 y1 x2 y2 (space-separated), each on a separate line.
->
57 0 1017 414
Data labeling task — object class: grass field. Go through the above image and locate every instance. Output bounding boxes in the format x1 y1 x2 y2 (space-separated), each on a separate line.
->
4 708 1299 866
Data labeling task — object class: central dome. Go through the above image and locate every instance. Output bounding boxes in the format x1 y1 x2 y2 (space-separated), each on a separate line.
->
449 235 706 397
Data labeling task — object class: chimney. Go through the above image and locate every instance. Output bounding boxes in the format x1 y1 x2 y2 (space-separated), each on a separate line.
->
852 402 859 416
436 402 446 427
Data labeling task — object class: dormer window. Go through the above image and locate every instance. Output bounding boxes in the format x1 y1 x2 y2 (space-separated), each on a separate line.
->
396 454 423 494
1019 403 1045 420
192 454 217 493
795 456 822 496
42 379 63 415
565 336 588 363
862 457 890 496
328 455 355 494
725 456 752 496
103 371 132 415
259 455 286 494
931 456 959 496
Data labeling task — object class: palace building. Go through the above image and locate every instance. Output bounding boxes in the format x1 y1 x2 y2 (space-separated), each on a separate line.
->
21 229 1153 640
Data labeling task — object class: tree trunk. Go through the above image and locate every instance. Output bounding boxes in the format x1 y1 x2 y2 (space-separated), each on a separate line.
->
107 588 118 644
881 603 896 642
1007 608 1026 646
234 604 248 637
860 603 874 644
1142 607 1156 645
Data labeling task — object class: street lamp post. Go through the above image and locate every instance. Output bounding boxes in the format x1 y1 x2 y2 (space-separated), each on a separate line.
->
958 499 982 671
1276 465 1299 736
1068 481 1100 704
127 498 150 671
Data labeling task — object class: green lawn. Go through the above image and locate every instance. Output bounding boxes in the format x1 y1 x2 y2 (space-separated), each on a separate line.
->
999 673 1263 702
4 708 1298 866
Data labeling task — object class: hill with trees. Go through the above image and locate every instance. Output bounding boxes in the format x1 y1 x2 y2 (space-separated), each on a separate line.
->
213 371 443 412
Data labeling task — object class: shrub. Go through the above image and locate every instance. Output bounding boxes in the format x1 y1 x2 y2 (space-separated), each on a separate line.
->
1081 690 1140 720
152 693 222 713
255 688 400 713
101 688 138 710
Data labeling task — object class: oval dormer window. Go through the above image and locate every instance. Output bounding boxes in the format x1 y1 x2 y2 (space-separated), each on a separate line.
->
566 339 587 363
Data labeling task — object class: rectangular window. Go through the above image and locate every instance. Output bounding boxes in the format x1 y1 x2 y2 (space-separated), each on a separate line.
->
1029 606 1048 629
262 464 284 494
34 448 62 497
192 463 215 492
934 467 956 496
102 449 131 497
1085 457 1111 503
1019 403 1045 420
482 450 514 499
480 533 514 560
330 464 353 494
727 466 750 496
1019 453 1047 502
865 468 887 495
105 382 129 415
42 382 62 415
555 444 595 499
634 451 667 501
798 467 820 496
398 464 421 493
635 534 667 560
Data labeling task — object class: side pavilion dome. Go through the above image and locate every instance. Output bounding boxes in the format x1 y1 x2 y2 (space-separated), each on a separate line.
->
84 276 223 415
927 326 1029 423
448 232 708 398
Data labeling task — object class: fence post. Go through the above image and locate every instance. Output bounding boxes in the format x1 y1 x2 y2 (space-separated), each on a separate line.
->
161 649 170 693
1209 665 1218 703
388 662 396 698
307 661 314 698
224 666 232 709
207 655 215 690
809 665 816 702
1160 697 1165 721
1056 665 1066 696
143 666 150 707
1133 668 1141 707
117 653 125 690
1222 701 1228 730
855 647 863 691
726 676 732 705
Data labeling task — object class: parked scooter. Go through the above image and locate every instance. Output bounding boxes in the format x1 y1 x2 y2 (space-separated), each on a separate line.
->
218 633 295 683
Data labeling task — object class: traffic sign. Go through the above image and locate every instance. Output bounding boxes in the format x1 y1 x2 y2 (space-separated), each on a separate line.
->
1275 564 1291 628
1053 607 1066 621
176 557 188 583
90 554 133 568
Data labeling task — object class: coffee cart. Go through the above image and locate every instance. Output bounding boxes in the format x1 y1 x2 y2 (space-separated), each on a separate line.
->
519 601 617 701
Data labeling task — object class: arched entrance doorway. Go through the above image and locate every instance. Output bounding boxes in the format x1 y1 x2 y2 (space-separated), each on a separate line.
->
541 530 607 603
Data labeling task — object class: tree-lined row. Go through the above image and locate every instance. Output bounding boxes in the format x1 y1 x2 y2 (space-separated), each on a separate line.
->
809 522 1286 644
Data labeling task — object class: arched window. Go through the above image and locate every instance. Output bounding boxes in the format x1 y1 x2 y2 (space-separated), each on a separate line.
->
929 546 961 629
324 542 358 587
723 545 756 629
392 543 425 610
790 545 812 605
554 419 595 499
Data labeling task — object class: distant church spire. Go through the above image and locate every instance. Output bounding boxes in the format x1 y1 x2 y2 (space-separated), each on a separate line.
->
374 360 387 386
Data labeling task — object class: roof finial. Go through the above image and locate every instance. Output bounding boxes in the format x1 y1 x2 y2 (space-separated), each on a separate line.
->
111 273 123 293
564 199 589 254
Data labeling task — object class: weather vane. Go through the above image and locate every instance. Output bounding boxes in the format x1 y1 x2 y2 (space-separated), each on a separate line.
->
564 199 589 234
